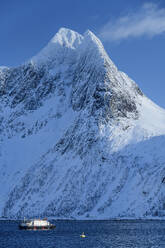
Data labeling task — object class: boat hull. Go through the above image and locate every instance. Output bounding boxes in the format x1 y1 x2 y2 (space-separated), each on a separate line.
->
19 225 56 230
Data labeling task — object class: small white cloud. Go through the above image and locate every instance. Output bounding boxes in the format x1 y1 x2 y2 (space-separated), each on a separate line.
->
99 3 165 42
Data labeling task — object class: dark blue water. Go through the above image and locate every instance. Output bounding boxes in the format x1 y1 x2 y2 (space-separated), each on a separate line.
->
0 220 165 247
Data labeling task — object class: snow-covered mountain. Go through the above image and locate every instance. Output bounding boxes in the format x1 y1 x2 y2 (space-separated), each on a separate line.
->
1 28 165 219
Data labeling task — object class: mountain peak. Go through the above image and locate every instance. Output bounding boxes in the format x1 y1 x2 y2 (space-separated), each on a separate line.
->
31 28 110 66
50 27 83 48
31 28 84 65
84 29 102 45
83 29 110 61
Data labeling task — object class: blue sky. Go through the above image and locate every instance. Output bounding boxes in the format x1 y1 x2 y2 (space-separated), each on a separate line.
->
0 0 165 108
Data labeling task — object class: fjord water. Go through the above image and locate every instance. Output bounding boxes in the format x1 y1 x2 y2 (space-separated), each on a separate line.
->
0 220 165 248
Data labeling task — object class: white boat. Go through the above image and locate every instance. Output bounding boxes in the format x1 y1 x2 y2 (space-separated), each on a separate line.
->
19 218 55 230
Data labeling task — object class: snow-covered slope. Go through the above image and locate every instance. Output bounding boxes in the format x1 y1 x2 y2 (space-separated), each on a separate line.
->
1 28 165 219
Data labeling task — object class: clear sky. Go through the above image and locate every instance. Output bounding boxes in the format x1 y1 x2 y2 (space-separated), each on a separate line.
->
0 0 165 108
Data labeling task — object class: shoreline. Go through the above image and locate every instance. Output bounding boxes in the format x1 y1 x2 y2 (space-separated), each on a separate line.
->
1 217 165 221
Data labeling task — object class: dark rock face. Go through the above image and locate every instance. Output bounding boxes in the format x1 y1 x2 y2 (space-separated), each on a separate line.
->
109 92 138 119
0 64 57 110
